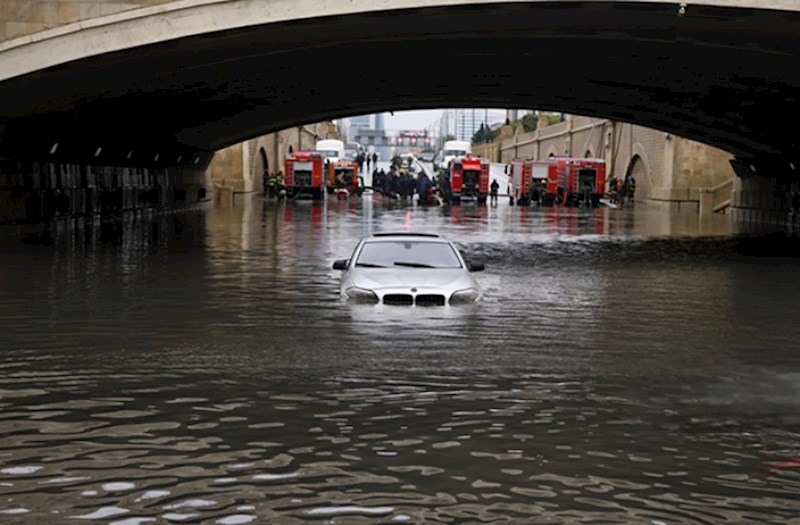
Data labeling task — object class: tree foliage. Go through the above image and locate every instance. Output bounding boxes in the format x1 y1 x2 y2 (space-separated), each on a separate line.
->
471 124 501 144
521 113 539 133
513 112 564 133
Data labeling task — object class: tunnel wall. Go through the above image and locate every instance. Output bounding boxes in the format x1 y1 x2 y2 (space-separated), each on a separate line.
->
0 160 209 225
730 175 800 228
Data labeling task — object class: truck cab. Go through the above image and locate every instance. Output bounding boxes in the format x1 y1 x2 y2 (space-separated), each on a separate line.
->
315 139 345 164
507 158 558 206
328 160 361 196
284 150 327 200
555 157 606 207
435 140 471 172
450 154 489 205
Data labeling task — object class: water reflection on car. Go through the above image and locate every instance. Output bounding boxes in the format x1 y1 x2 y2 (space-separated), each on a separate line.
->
332 233 484 306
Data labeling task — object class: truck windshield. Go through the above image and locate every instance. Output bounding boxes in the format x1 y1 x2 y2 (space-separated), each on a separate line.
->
356 241 462 269
444 150 467 157
320 150 339 158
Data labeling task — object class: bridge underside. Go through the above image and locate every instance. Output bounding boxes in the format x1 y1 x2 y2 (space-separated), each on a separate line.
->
0 2 798 173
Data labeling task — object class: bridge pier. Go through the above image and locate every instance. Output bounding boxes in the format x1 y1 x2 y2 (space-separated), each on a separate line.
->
0 160 209 229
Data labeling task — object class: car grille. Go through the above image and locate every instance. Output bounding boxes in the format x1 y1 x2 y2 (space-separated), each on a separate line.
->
383 294 446 306
415 294 446 306
383 294 413 306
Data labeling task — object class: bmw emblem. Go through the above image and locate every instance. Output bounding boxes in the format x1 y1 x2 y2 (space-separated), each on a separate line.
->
411 288 417 292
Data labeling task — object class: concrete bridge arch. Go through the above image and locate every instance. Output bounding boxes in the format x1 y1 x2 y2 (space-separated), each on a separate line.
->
0 0 799 177
628 142 655 201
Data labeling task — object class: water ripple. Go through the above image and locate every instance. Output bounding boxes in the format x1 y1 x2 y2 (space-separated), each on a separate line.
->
0 201 799 522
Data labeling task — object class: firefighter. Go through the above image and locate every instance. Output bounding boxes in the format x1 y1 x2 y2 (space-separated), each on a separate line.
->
528 181 541 207
275 170 286 200
608 175 619 203
437 170 452 205
490 179 500 206
266 171 278 199
581 180 593 206
357 152 365 173
625 174 636 204
391 153 403 171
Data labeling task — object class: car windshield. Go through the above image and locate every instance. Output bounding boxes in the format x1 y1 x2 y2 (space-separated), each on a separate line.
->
320 150 339 158
356 241 462 269
445 150 467 157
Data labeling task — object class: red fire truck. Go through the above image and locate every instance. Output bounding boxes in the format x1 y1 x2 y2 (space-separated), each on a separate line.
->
507 158 559 206
555 157 606 207
450 154 490 205
327 160 361 197
284 151 326 200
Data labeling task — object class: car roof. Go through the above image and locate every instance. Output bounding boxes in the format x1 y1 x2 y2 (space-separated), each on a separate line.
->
365 233 445 241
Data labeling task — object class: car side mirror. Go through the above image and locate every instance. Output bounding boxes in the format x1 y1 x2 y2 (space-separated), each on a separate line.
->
332 259 349 270
467 261 484 272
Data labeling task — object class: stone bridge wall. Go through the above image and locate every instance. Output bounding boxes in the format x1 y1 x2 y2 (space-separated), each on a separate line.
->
0 1 171 42
500 116 736 211
4 0 797 44
208 122 340 196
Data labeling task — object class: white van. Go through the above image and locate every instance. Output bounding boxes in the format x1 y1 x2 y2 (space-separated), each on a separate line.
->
315 139 345 163
435 140 471 171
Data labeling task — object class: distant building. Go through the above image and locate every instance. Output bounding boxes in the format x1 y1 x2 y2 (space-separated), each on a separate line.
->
349 113 391 161
348 114 372 143
437 109 506 143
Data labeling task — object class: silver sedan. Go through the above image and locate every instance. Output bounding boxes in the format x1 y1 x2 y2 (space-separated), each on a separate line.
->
332 233 484 306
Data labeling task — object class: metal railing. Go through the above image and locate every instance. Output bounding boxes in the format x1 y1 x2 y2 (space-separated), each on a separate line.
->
699 178 734 214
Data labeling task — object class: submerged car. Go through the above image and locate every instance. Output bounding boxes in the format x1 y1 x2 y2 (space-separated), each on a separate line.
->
332 233 484 305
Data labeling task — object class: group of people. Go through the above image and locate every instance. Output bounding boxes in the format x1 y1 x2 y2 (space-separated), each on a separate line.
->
371 166 452 205
264 170 286 199
356 151 379 174
607 174 636 205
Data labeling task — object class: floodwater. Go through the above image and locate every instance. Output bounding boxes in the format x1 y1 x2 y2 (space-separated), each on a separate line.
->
1 195 800 524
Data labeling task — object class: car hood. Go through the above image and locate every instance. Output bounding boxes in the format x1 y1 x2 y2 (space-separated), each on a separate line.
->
349 268 476 291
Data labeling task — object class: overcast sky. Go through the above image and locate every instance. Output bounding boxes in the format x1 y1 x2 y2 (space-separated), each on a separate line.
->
381 109 509 133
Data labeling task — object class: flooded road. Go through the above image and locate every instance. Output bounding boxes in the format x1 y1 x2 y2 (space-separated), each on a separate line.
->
1 196 800 524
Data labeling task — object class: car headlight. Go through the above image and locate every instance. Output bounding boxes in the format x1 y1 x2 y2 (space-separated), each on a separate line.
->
450 288 480 304
345 287 379 304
